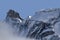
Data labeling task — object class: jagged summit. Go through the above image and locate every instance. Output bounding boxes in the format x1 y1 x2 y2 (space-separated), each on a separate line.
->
6 9 23 20
5 8 60 40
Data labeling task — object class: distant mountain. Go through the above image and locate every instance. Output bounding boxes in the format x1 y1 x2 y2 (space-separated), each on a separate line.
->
5 8 60 40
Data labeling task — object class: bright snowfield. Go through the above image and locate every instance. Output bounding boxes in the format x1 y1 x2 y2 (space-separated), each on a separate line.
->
0 21 34 40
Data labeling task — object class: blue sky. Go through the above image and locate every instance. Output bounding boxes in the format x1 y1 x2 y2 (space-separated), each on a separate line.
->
0 0 60 20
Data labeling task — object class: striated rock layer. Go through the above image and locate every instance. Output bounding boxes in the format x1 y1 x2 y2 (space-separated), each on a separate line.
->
5 8 60 40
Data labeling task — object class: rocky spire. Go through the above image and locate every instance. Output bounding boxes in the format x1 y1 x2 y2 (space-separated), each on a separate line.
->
6 9 23 20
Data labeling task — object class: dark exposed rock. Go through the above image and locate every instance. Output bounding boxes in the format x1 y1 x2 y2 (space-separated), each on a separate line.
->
6 9 23 20
5 8 60 40
27 21 54 39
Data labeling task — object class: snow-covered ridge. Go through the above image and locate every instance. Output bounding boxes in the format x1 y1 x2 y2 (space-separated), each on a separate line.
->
4 9 60 40
36 8 60 13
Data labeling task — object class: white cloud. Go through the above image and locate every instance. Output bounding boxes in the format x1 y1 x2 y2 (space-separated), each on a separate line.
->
0 21 34 40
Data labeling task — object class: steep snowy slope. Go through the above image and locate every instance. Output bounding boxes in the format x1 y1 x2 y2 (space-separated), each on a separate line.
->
5 8 60 40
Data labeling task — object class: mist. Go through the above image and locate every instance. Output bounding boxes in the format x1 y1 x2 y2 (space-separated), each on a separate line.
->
0 21 34 40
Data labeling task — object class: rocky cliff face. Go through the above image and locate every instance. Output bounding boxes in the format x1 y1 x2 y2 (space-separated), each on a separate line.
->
5 8 60 40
